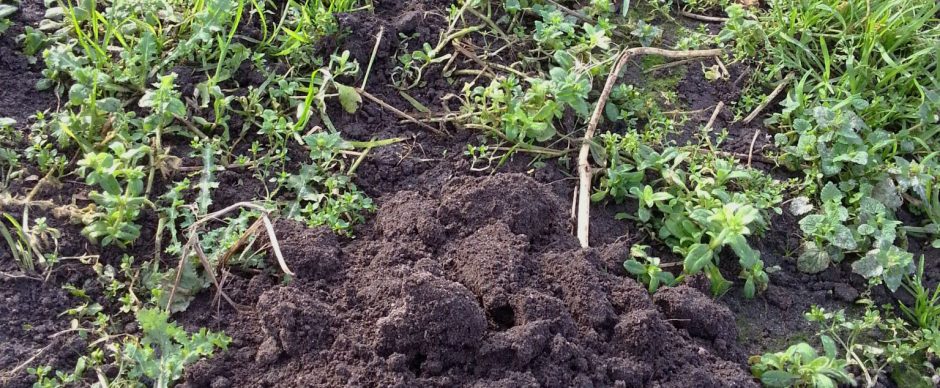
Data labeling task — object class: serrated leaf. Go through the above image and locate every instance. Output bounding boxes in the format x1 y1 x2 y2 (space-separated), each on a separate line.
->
820 182 842 203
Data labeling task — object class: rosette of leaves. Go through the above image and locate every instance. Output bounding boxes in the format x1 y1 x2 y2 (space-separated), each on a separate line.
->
77 142 151 247
749 342 853 388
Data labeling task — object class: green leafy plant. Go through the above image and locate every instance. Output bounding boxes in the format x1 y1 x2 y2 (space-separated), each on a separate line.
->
0 2 15 36
31 308 230 388
282 132 374 233
77 142 152 247
630 20 662 47
623 245 676 293
749 342 853 388
592 130 784 298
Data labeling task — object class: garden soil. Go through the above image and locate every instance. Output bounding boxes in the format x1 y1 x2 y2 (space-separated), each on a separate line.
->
3 0 939 387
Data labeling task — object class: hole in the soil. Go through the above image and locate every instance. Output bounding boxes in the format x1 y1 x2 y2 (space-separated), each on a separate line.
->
408 353 427 376
489 304 516 331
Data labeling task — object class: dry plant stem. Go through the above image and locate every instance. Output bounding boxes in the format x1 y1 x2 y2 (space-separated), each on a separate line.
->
3 341 55 377
192 236 241 311
747 129 761 167
356 88 451 137
172 113 209 139
361 26 385 90
0 271 42 280
166 202 295 312
452 41 530 79
678 10 728 23
743 72 795 123
261 214 293 277
715 56 730 78
577 47 723 248
704 101 725 131
467 8 511 43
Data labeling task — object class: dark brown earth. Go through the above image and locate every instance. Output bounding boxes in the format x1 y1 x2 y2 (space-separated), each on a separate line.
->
177 174 757 387
3 0 940 387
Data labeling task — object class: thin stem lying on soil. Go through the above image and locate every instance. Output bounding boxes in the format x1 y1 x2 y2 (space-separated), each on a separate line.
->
361 26 385 90
577 47 723 248
356 88 451 137
743 72 795 124
678 10 729 23
704 101 725 132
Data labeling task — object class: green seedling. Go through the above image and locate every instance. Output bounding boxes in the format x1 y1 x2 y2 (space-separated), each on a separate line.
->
749 342 853 388
623 245 676 293
0 3 16 36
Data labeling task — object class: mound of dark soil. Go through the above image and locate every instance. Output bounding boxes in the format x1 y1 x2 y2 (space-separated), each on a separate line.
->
178 173 756 387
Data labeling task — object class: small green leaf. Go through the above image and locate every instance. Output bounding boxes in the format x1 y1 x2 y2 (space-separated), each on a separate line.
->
760 369 801 387
623 260 646 275
829 224 857 250
797 242 830 274
851 251 884 279
820 335 837 359
335 83 361 113
683 244 713 274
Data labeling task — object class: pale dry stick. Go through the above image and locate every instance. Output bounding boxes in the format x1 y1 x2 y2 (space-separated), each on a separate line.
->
678 10 729 23
703 101 725 132
3 341 55 378
743 72 795 124
714 56 730 79
0 271 42 281
166 202 295 312
361 25 385 90
356 88 451 137
577 47 723 248
261 214 293 277
570 186 578 225
747 129 761 168
452 69 497 79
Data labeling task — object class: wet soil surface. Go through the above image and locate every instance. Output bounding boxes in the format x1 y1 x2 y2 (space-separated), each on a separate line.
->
4 0 940 387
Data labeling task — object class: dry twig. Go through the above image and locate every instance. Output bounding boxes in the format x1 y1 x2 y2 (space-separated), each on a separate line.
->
678 10 729 23
577 47 723 248
356 88 451 137
743 73 795 124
